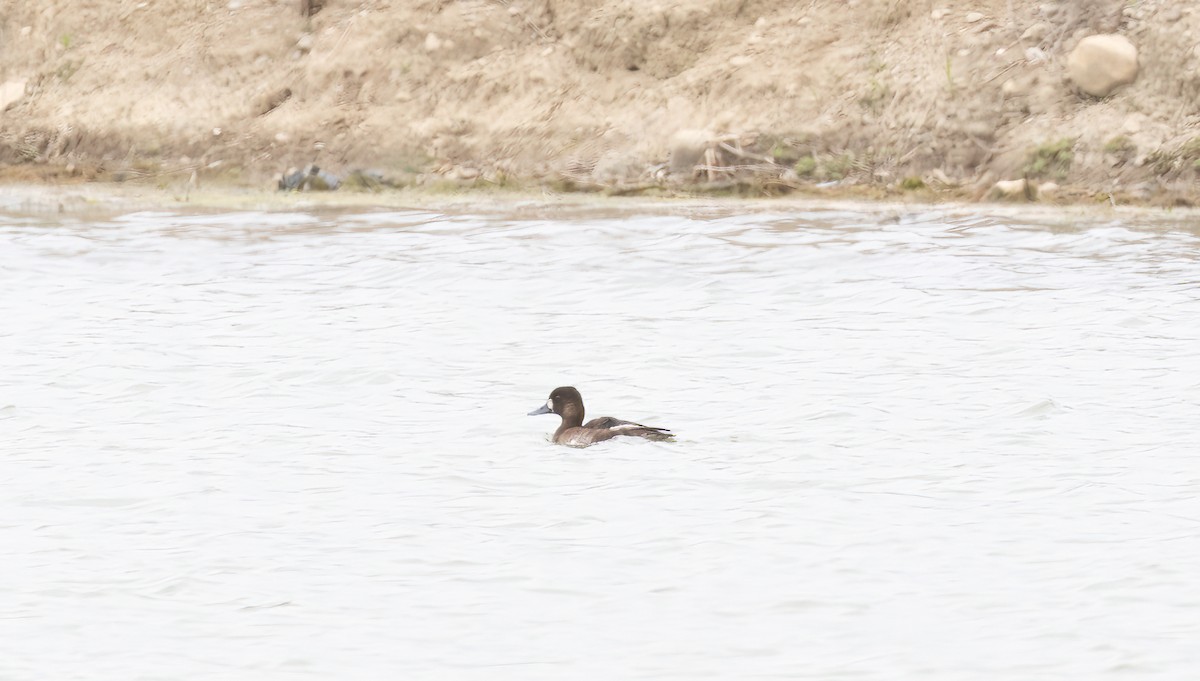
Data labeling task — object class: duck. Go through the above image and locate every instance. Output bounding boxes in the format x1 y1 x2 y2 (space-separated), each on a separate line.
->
528 386 674 447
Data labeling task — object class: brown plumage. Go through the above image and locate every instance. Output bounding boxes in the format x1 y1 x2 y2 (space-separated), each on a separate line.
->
528 386 674 447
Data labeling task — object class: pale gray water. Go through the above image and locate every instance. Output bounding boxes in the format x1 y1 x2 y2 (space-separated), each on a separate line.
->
2 204 1199 680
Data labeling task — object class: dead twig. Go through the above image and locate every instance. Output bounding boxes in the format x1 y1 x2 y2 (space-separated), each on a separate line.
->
491 0 553 41
717 141 775 164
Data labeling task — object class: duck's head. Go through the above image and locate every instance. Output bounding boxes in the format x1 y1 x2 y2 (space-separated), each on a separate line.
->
528 386 583 417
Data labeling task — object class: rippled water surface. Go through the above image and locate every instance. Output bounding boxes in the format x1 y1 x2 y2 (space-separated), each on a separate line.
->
3 202 1200 680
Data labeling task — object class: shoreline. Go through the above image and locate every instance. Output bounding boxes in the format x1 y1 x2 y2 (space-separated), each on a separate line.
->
4 179 1199 229
3 1 1198 213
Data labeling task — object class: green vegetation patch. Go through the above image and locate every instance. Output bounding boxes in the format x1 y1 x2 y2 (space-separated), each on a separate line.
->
1023 138 1074 180
793 155 817 177
821 153 856 181
1178 136 1200 161
1103 135 1136 156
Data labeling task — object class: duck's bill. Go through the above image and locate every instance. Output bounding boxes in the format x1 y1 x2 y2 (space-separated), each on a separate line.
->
528 403 553 416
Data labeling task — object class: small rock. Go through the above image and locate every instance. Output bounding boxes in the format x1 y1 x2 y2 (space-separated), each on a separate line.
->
227 0 242 9
212 127 222 137
453 166 480 180
1067 34 1139 98
1122 113 1145 134
931 8 949 20
0 78 28 111
19 26 31 37
966 11 985 23
274 132 291 144
1038 181 1059 196
591 152 636 183
1025 46 1048 63
1021 22 1049 42
988 178 1038 201
963 121 995 140
669 129 712 175
254 87 292 116
296 34 313 52
1162 6 1182 23
729 55 752 67
424 33 442 51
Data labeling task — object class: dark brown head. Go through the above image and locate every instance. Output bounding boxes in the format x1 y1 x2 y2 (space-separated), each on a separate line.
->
528 386 585 426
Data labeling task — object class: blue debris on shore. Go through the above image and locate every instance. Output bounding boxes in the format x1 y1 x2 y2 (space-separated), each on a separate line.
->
277 164 342 191
277 165 402 192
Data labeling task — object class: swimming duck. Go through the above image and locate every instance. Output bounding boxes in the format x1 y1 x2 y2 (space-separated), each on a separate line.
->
528 386 674 447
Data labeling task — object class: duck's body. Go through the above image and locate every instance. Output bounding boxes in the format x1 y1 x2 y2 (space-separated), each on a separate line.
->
529 387 673 447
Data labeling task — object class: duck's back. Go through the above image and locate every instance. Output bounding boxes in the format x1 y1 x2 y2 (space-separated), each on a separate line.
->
564 416 674 444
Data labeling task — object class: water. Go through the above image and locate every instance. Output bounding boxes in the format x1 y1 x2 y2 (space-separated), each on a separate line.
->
2 202 1199 680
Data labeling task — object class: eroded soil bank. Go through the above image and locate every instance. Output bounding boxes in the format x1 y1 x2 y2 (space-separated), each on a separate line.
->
1 0 1198 205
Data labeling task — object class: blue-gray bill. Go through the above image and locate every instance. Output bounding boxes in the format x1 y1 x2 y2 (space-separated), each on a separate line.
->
528 403 553 416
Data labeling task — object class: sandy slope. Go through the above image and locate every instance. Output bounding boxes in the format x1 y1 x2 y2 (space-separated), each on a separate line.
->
0 0 1197 203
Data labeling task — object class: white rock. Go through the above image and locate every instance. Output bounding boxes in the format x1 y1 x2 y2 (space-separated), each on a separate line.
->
966 11 985 23
1067 34 1139 97
0 78 27 111
453 166 480 180
931 8 950 20
591 152 635 182
669 129 712 174
729 55 752 67
424 33 442 51
988 178 1037 201
296 34 313 52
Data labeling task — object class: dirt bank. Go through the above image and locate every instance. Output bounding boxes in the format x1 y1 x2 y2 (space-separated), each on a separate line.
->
1 0 1198 205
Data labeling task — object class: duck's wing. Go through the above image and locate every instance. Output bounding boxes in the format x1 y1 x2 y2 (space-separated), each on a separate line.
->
584 416 674 441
